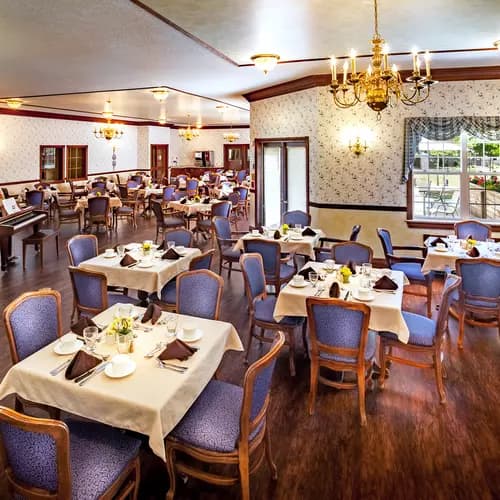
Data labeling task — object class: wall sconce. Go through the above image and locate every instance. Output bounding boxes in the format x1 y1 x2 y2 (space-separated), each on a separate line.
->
349 137 368 156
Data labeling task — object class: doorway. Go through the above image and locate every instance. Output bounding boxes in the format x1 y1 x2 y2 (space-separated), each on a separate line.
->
223 144 249 171
150 144 169 182
255 138 309 226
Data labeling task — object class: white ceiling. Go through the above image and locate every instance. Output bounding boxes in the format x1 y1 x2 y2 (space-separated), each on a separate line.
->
0 0 499 125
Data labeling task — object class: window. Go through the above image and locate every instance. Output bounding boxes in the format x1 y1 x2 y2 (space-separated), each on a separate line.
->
40 146 64 182
411 133 500 221
66 145 88 180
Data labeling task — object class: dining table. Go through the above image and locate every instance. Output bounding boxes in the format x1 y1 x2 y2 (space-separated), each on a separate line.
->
168 199 216 217
0 304 243 461
273 261 410 343
75 195 122 226
79 245 201 296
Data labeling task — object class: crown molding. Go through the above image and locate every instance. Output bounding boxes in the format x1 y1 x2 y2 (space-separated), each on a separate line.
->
243 65 500 102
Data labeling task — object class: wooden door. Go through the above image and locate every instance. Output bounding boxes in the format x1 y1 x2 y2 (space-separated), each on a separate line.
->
150 144 169 182
224 144 249 171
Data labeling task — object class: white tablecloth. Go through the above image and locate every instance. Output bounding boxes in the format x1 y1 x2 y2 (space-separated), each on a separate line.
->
79 247 201 295
168 200 214 217
234 230 324 260
273 262 410 343
0 304 243 461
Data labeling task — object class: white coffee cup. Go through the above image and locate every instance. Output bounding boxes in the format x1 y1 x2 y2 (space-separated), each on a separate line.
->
358 287 371 299
293 275 305 285
436 243 446 250
111 354 131 377
251 229 260 236
60 333 78 349
104 248 115 256
182 322 197 340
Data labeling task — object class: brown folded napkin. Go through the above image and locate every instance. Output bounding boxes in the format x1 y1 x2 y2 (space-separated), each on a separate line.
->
219 195 229 201
465 234 472 241
158 339 197 361
373 275 398 290
467 246 480 258
157 241 165 251
71 317 100 335
298 266 315 279
430 237 448 247
120 254 137 267
203 197 210 204
65 351 100 380
250 226 264 234
273 230 281 240
302 227 317 237
180 198 187 204
329 282 340 298
162 248 181 260
141 303 162 325
346 260 357 275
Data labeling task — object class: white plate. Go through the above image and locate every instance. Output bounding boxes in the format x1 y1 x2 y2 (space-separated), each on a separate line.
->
289 281 309 288
103 252 117 258
104 360 136 378
177 328 203 343
434 247 448 253
290 236 303 241
176 249 187 256
352 291 375 302
125 243 141 251
249 233 262 238
54 339 84 355
138 261 154 268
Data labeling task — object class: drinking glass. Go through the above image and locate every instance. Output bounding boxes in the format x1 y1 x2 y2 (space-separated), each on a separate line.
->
362 263 372 277
83 326 98 352
118 304 133 318
295 224 302 231
324 259 335 274
166 315 178 342
309 271 318 288
116 333 132 354
355 265 362 276
116 245 125 258
167 240 175 249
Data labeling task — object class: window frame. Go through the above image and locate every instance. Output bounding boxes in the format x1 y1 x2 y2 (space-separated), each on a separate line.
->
39 145 65 183
65 145 88 181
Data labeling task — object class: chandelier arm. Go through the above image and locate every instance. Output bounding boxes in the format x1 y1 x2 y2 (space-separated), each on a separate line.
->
373 0 380 38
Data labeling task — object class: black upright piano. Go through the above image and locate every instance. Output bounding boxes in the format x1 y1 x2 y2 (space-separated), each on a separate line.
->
0 206 47 270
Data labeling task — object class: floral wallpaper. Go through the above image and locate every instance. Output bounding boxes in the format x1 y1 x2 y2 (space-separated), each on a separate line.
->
251 80 500 207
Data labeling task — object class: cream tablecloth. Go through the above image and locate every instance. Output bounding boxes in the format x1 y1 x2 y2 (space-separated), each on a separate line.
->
168 200 214 217
234 230 324 260
79 247 201 295
273 262 410 343
0 304 243 461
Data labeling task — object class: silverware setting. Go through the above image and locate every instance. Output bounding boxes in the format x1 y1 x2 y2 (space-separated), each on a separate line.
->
78 362 111 386
50 359 71 376
314 286 325 297
343 290 350 301
134 323 153 332
157 360 187 373
144 343 163 358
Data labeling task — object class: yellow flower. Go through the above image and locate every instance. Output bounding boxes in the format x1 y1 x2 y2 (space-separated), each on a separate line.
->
467 238 477 246
143 242 151 251
108 317 133 336
340 265 352 277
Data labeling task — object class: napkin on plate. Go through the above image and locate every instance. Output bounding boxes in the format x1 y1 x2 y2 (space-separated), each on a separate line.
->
298 266 315 279
162 248 181 260
65 351 101 380
250 225 264 234
346 260 357 275
203 197 210 204
141 303 162 325
329 282 340 298
273 230 281 240
120 254 137 267
158 339 197 361
180 198 187 204
124 244 137 251
430 237 448 247
373 275 398 291
302 227 317 237
157 241 165 251
71 317 100 335
466 246 480 258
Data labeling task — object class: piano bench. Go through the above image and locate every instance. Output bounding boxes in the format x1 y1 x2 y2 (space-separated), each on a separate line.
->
22 230 59 270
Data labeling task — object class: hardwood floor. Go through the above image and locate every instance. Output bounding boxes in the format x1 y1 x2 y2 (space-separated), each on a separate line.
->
0 216 498 500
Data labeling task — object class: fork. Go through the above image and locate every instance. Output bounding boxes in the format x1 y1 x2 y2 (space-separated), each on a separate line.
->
134 323 153 332
50 359 71 376
157 360 186 373
159 360 187 371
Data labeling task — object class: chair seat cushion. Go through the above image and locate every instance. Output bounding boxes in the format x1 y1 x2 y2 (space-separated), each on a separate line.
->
255 297 304 326
68 420 141 500
197 219 211 231
402 311 436 346
159 280 177 305
391 262 425 282
116 206 134 214
60 209 79 217
222 247 241 260
163 217 184 227
320 330 377 364
170 379 242 453
107 294 137 308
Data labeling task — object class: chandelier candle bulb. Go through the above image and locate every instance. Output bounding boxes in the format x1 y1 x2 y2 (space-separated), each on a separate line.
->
343 61 348 84
330 57 337 81
424 51 431 78
350 49 356 75
412 49 418 73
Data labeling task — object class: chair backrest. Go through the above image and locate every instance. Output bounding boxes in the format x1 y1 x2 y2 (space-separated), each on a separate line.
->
118 185 129 199
455 258 500 307
172 190 185 201
151 200 164 223
239 331 285 443
234 186 248 201
332 242 373 266
282 210 311 227
126 180 139 189
227 191 240 207
68 267 108 317
240 253 267 309
236 170 247 183
25 190 44 208
131 175 143 184
349 224 361 241
92 181 106 189
87 196 109 216
66 234 98 266
212 216 232 242
306 297 371 366
377 228 394 264
90 187 106 196
176 270 224 320
186 179 198 191
3 289 63 364
314 247 334 263
454 220 491 241
211 201 231 218
162 186 175 202
189 250 215 271
435 274 462 343
243 239 280 279
163 228 193 247
0 406 71 498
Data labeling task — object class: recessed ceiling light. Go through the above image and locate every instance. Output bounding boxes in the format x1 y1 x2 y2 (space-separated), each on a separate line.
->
6 98 23 109
151 87 169 102
250 54 280 74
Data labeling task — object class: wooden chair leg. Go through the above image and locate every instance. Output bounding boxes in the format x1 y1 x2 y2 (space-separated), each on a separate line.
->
165 445 176 500
358 369 367 426
228 261 233 279
434 352 446 404
238 448 251 500
22 242 26 270
264 425 278 480
244 320 255 364
287 329 296 376
55 234 59 257
378 340 388 389
458 311 465 350
40 242 44 269
218 257 223 276
308 359 319 415
301 322 309 359
426 280 432 318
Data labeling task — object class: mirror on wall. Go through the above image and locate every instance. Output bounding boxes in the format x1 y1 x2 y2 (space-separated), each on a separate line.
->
224 144 249 170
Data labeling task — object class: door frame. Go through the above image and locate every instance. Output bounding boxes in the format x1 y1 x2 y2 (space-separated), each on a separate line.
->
254 137 310 226
223 143 249 171
150 144 169 181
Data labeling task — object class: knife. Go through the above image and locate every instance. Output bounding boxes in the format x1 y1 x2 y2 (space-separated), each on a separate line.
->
50 359 71 376
78 362 110 386
74 363 104 384
343 291 350 301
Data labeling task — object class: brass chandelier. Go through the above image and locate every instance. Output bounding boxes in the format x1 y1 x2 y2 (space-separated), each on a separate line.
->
178 115 200 141
93 100 124 141
329 0 437 116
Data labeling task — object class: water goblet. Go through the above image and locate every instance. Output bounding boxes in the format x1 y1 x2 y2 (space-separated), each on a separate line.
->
116 245 125 258
83 326 98 352
309 271 318 288
167 240 175 250
165 315 178 343
362 263 372 277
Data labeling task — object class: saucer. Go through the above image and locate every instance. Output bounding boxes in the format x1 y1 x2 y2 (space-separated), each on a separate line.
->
249 233 262 238
352 291 375 302
54 339 83 355
290 235 303 241
290 281 308 288
175 249 187 256
103 252 117 258
125 243 141 251
138 261 154 268
434 247 448 253
177 328 203 343
104 360 136 378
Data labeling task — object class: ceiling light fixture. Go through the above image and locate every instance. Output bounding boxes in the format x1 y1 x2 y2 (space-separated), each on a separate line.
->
494 40 500 51
251 53 280 74
151 87 169 102
6 98 23 109
178 115 200 141
94 100 124 141
223 130 240 143
158 117 167 125
329 0 436 117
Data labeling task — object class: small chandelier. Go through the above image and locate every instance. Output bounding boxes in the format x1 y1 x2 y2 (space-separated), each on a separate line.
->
151 87 169 102
178 116 200 141
224 131 240 143
329 0 436 116
251 53 280 74
6 98 23 109
94 100 124 141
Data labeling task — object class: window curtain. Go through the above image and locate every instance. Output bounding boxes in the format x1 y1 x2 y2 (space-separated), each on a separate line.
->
402 116 500 182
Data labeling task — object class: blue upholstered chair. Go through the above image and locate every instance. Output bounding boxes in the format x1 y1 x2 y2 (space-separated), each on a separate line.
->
194 201 231 240
331 242 373 266
186 178 199 197
171 190 184 201
176 269 224 320
236 169 247 184
68 267 137 318
86 196 110 233
306 297 376 426
377 227 433 317
233 186 249 219
91 181 106 189
0 407 141 499
151 200 185 244
165 331 285 500
212 216 245 278
241 253 305 376
127 179 140 188
282 210 311 227
3 289 63 419
379 274 461 403
314 225 362 261
131 174 143 184
66 234 98 266
163 228 194 248
162 186 176 203
25 190 44 209
455 258 500 350
454 219 491 241
243 239 296 293
150 250 215 312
